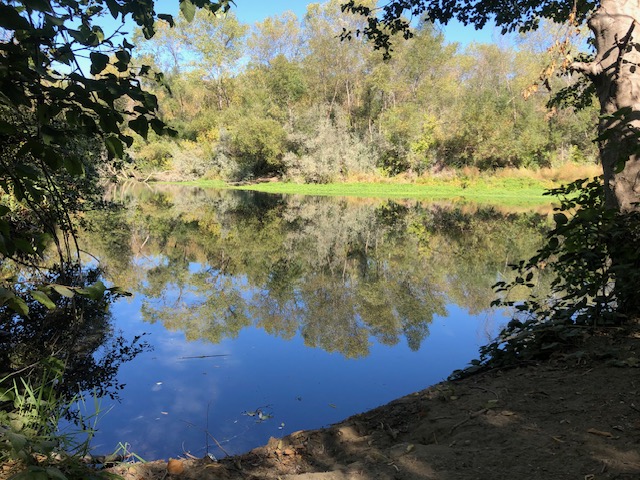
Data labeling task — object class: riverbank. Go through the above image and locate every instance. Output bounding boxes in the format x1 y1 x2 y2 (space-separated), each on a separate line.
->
107 326 640 480
166 164 602 208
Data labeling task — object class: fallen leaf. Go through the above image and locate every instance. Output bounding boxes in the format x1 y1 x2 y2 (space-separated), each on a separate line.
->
167 459 184 475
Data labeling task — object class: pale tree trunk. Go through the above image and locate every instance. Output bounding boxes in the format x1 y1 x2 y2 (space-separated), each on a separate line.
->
572 0 640 212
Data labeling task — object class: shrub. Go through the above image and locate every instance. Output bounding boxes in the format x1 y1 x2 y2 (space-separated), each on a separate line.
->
454 177 640 377
284 109 375 183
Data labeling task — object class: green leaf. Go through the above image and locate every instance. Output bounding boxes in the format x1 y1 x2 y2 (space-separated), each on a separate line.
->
105 0 119 19
0 233 11 256
51 284 75 298
157 13 175 27
553 213 568 226
108 286 132 297
180 0 196 22
23 0 52 12
67 29 87 43
90 52 110 75
63 155 85 176
7 296 29 317
0 5 31 30
0 388 15 402
44 13 65 26
44 467 68 480
115 49 131 70
14 238 35 255
36 233 53 254
76 281 107 300
31 290 56 310
129 115 149 139
55 44 74 65
105 135 124 158
91 25 105 44
6 431 28 451
0 287 14 305
149 118 169 135
42 148 63 169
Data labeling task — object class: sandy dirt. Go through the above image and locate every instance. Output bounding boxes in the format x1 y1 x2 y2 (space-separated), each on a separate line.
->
54 328 640 479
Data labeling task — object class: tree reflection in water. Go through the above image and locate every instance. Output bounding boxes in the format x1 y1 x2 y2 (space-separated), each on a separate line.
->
86 185 551 360
0 265 150 402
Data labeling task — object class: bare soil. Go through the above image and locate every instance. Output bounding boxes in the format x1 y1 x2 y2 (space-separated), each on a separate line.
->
105 328 640 479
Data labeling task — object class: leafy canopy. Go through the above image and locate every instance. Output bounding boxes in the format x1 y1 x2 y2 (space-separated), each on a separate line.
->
0 0 231 313
342 0 596 55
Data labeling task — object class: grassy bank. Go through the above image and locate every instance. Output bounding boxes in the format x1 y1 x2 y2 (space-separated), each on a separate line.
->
167 164 602 207
175 178 556 207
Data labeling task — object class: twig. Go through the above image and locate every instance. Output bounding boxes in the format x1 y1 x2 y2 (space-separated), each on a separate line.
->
449 409 488 434
178 354 230 360
470 385 500 400
207 431 231 457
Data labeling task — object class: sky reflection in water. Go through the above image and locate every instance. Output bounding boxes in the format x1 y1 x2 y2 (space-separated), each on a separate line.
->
85 187 547 460
93 294 502 460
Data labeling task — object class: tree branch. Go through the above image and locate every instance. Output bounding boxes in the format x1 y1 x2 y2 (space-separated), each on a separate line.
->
569 61 603 78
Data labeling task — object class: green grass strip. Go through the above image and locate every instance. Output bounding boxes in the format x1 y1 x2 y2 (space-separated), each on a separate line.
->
170 178 559 207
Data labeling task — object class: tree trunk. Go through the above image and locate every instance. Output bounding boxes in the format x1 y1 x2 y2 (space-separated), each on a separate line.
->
572 0 640 212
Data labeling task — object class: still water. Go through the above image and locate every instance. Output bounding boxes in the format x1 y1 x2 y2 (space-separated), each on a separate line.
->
82 185 550 460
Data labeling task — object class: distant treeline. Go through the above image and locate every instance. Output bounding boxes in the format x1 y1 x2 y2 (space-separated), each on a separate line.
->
125 0 598 182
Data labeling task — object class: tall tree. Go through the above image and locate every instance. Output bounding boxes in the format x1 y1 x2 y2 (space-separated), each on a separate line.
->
247 11 302 65
342 0 640 212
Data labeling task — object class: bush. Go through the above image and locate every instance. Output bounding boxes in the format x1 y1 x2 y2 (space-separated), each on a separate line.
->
454 177 640 377
284 109 375 183
226 116 288 178
130 138 173 171
169 140 216 179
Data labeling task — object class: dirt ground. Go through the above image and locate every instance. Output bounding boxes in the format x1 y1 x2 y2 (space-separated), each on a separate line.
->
106 328 640 479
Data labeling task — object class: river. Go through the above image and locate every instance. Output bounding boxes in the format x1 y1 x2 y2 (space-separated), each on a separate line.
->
75 185 550 460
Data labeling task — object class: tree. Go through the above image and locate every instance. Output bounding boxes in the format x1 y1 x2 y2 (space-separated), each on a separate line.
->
342 0 640 212
247 11 302 65
0 0 233 307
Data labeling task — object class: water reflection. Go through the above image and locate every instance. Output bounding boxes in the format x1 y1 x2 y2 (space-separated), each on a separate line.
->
78 185 551 458
90 186 549 358
0 265 149 400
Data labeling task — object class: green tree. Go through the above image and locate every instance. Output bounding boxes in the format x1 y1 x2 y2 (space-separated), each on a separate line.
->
302 0 376 118
247 11 302 65
0 0 233 293
343 0 640 212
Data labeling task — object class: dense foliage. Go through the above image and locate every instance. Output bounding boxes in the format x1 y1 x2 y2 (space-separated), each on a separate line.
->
0 0 221 472
126 0 598 182
447 178 640 377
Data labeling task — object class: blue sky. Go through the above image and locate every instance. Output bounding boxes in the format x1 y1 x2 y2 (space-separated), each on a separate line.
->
149 0 498 46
